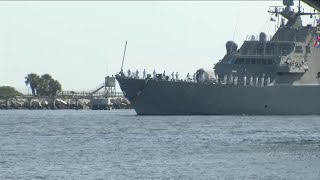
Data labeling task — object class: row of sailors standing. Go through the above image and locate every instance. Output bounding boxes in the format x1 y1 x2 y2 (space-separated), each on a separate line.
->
126 69 160 79
127 69 156 79
126 69 196 82
127 69 140 79
217 74 271 86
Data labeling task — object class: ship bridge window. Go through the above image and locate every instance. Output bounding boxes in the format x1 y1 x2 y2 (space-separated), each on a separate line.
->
235 58 273 65
296 36 305 42
279 43 294 55
267 59 272 65
258 59 273 65
257 59 262 64
265 43 275 55
295 46 303 53
234 58 244 64
255 44 265 55
306 46 311 53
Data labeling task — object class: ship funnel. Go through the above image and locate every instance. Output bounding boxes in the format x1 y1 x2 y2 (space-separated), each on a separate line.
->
259 32 267 42
226 41 238 54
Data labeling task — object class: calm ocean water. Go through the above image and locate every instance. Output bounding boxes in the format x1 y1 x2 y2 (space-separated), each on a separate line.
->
0 110 320 179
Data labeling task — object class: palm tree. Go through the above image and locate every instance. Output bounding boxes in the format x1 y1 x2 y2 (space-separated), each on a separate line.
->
39 74 53 96
41 74 52 81
48 80 62 96
25 73 62 97
25 73 40 96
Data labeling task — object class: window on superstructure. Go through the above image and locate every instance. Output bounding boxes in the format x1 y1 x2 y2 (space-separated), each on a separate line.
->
295 36 305 42
245 59 250 64
256 44 265 55
267 59 272 65
306 46 311 53
294 46 303 53
278 43 294 55
251 59 256 64
257 59 262 64
265 43 275 55
235 58 244 64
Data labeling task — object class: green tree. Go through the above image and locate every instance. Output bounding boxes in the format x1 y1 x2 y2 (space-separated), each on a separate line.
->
25 73 62 97
48 80 62 96
0 86 23 98
25 73 40 96
38 74 52 96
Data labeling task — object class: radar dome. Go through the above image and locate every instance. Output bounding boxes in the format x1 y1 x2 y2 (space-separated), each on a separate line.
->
226 41 238 54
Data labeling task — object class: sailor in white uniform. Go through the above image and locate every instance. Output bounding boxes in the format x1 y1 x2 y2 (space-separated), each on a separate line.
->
234 75 238 85
143 69 146 79
135 69 139 79
127 69 131 78
153 69 156 79
266 76 271 85
223 75 227 84
250 76 253 86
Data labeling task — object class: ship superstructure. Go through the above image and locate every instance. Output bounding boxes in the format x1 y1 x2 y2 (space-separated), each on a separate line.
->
214 0 320 86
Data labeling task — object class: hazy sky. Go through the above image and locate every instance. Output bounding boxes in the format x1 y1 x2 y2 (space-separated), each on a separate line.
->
0 1 315 92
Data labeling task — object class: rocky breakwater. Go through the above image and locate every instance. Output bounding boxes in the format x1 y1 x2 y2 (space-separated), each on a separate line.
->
91 97 131 110
0 97 130 110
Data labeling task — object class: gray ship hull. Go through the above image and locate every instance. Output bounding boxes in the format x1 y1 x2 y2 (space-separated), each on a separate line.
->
117 76 320 115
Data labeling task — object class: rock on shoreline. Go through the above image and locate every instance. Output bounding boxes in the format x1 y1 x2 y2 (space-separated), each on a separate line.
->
0 97 130 110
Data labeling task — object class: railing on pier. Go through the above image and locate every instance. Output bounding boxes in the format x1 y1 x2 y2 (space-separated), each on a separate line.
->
89 82 106 95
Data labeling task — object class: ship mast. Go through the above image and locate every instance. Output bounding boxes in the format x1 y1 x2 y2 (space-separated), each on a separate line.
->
268 0 320 28
120 41 127 74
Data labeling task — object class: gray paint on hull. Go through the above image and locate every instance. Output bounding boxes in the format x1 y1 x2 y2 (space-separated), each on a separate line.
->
123 78 320 115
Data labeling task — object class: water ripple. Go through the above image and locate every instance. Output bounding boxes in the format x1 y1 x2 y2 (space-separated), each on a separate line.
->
0 110 320 179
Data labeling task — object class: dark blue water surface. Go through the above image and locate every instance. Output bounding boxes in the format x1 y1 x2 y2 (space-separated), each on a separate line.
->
1 110 320 179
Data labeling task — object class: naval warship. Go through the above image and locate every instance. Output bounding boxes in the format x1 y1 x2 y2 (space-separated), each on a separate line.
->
116 0 320 115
